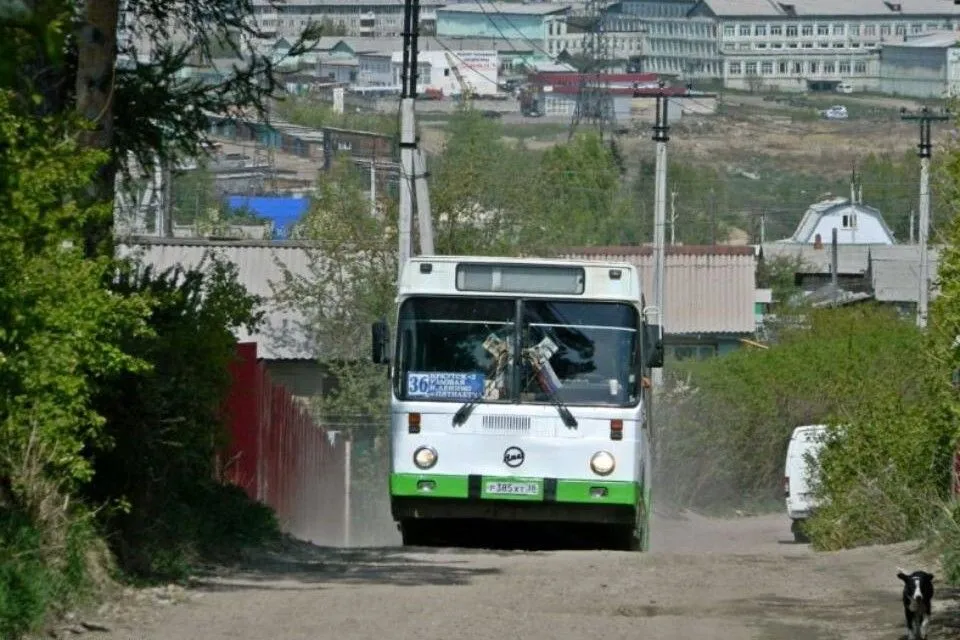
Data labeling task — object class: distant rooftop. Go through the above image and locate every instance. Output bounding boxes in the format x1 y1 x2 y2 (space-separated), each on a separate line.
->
692 0 960 18
438 1 572 15
885 30 960 47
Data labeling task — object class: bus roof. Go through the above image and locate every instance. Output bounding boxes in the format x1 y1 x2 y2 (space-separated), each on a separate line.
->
398 255 643 302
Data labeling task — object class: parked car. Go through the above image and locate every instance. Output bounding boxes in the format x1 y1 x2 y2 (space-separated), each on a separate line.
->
784 424 828 542
823 105 848 120
836 81 854 94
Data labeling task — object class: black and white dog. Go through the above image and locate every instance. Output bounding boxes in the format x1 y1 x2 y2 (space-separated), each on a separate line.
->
897 568 935 640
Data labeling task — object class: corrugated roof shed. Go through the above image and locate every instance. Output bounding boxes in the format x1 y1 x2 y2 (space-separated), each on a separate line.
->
870 249 942 303
117 238 321 361
762 242 878 274
560 245 758 335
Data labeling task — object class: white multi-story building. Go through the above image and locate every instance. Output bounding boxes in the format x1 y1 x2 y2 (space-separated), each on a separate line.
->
692 0 960 91
596 0 960 90
252 0 445 40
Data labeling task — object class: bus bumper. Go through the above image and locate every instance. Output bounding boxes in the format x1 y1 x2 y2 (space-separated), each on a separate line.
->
390 472 640 525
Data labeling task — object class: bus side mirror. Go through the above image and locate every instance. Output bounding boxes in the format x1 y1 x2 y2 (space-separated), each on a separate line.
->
371 319 390 364
644 324 664 369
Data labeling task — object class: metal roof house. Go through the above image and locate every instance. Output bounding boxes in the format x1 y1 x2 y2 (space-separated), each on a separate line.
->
759 242 942 314
117 238 330 398
561 245 761 361
781 197 896 246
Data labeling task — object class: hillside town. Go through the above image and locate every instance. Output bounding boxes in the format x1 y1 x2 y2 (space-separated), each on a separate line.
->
7 0 960 639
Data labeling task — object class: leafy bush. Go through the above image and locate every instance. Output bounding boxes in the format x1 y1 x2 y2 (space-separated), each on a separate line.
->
83 255 276 580
657 303 932 516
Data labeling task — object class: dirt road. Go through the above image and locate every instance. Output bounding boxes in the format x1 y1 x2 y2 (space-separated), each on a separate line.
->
83 511 954 640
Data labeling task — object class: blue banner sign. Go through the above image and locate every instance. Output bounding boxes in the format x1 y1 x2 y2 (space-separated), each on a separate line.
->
407 372 485 400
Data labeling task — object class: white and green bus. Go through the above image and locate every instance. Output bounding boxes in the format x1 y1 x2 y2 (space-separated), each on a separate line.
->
371 256 664 551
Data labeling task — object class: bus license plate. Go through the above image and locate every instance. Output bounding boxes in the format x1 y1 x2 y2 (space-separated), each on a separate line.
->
485 481 539 496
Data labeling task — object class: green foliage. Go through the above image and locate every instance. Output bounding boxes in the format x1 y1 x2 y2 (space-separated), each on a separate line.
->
274 156 396 424
84 255 271 579
274 96 398 137
658 304 931 514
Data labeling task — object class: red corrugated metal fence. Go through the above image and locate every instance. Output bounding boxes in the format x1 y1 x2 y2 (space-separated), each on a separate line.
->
220 342 347 545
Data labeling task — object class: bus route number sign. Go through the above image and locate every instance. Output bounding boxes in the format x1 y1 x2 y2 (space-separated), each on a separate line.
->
407 372 485 400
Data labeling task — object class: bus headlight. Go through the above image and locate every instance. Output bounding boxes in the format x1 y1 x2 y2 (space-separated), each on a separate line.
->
590 451 616 476
413 446 438 470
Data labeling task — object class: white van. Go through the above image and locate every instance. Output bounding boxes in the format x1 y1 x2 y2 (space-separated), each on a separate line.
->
784 424 828 542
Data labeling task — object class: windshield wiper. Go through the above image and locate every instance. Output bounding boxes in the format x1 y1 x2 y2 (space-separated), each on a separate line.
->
452 392 485 426
545 391 578 428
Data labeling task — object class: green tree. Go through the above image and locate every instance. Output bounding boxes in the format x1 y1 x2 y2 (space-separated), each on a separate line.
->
273 156 396 423
531 132 635 250
0 90 152 635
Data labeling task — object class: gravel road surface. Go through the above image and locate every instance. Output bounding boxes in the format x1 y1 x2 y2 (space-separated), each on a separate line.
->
80 511 956 640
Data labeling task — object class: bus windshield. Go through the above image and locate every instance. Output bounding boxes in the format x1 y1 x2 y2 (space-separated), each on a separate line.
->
395 296 640 407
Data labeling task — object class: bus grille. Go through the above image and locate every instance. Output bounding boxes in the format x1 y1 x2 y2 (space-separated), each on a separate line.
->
481 415 531 433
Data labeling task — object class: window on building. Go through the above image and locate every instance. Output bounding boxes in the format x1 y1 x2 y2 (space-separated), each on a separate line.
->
761 61 773 74
788 42 798 48
739 43 750 49
755 24 767 36
802 24 813 36
911 23 923 34
755 42 767 49
841 213 857 229
865 24 876 35
724 24 735 36
778 61 788 73
745 61 757 74
772 42 783 48
855 61 867 73
833 24 845 36
723 42 735 50
895 24 906 35
824 61 835 73
771 24 783 35
819 41 829 48
729 62 742 74
927 23 938 31
817 24 829 35
802 42 813 48
833 42 845 48
792 61 802 74
839 61 851 73
809 61 818 73
740 24 751 36
881 24 891 36
787 25 798 36
849 24 860 36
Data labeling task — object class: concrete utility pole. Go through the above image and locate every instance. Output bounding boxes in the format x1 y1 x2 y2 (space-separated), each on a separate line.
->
759 210 766 245
398 0 422 276
669 190 677 245
370 158 377 218
901 106 950 329
652 82 670 388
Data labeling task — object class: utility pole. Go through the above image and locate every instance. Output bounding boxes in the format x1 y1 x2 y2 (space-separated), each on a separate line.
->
709 188 716 245
901 106 949 329
414 149 434 254
670 190 678 245
651 82 669 388
369 158 377 218
398 0 422 276
909 209 915 245
759 210 766 245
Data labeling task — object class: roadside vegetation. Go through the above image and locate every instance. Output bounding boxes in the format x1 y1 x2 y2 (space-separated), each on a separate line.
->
0 0 316 636
656 126 960 578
